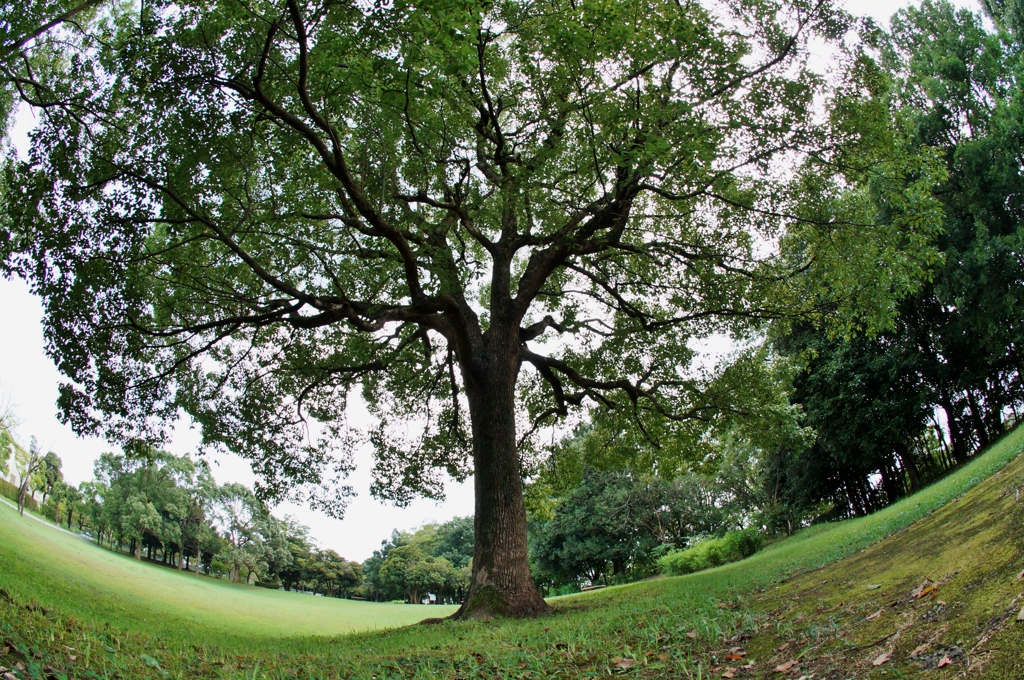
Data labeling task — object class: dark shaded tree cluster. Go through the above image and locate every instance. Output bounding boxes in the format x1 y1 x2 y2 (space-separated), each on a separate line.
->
529 468 728 588
768 0 1024 520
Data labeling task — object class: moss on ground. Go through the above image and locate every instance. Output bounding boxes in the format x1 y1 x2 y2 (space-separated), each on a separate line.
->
731 448 1024 679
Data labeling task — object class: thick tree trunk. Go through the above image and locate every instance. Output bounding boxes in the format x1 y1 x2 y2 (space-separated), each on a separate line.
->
452 334 551 620
134 539 142 560
965 388 989 449
894 442 921 490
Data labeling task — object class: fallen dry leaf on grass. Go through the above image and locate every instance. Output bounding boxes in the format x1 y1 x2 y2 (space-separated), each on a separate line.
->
686 630 698 639
774 660 799 672
613 658 636 670
910 643 929 658
725 652 747 660
910 581 930 597
1017 606 1024 622
937 655 953 668
916 585 938 599
1016 569 1024 580
865 609 882 620
872 651 891 666
776 643 790 652
721 668 736 678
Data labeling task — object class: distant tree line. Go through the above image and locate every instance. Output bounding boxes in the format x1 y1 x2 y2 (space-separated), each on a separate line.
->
2 420 470 603
0 434 362 593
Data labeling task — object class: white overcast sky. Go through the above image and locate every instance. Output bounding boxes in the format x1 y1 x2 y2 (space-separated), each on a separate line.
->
0 0 978 561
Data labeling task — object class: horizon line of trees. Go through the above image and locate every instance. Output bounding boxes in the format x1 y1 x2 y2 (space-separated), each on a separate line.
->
0 422 365 595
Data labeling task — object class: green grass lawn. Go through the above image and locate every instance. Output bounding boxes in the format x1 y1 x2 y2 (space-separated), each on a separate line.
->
1 424 1022 678
0 501 456 641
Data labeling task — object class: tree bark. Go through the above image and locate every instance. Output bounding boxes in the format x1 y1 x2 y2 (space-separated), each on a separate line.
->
894 442 921 490
965 388 989 449
451 331 551 620
17 481 28 515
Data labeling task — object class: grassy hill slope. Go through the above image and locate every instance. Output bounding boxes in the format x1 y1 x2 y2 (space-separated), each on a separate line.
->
0 502 457 640
1 424 1022 678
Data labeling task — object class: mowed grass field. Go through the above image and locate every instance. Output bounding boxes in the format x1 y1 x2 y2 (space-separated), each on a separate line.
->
0 502 456 640
1 424 1023 678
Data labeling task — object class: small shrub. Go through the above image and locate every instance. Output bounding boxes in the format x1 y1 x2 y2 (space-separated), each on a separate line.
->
658 528 764 576
657 548 698 575
0 478 39 511
254 580 281 590
723 527 764 558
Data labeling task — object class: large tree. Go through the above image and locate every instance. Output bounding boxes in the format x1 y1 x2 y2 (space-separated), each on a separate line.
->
886 0 1024 451
4 0 943 617
14 437 44 515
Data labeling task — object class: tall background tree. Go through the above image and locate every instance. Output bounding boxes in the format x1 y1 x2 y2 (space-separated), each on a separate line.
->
764 0 1024 521
4 0 944 617
215 483 280 584
14 437 44 515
